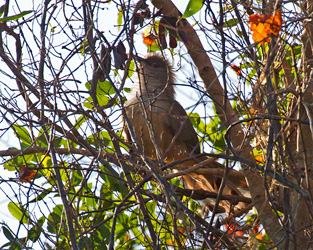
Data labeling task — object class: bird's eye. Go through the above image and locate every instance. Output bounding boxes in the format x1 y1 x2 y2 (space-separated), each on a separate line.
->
151 62 159 68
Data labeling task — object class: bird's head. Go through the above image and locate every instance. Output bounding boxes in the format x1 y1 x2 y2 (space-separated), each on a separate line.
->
133 54 175 99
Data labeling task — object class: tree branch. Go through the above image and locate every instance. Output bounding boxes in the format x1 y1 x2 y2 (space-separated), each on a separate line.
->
150 0 286 247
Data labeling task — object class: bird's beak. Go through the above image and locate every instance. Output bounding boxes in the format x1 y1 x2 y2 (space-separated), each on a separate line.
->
133 54 144 62
132 55 146 72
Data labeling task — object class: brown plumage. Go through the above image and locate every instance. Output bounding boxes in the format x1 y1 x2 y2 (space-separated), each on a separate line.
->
124 54 248 212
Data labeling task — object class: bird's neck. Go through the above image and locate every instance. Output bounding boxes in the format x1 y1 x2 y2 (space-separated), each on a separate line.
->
134 76 175 100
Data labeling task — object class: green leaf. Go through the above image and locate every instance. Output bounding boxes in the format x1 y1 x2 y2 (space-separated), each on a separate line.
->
131 223 146 244
189 112 201 127
79 40 89 55
29 189 51 203
0 10 32 22
60 165 68 182
146 42 161 52
117 7 123 31
293 45 302 57
47 205 63 234
28 216 45 242
98 80 116 95
78 237 93 249
37 128 48 147
124 87 131 93
189 112 206 134
97 225 110 244
3 162 15 171
2 226 14 241
106 174 122 192
84 81 113 108
85 81 91 90
71 169 83 186
5 154 35 173
40 155 52 179
0 5 5 17
36 127 62 147
84 96 94 109
170 177 181 187
12 125 32 145
183 0 204 18
8 202 30 224
0 242 15 250
205 116 225 151
88 130 112 148
99 131 111 146
41 155 52 169
240 62 254 69
88 93 110 107
223 18 238 28
0 228 23 250
86 79 115 95
3 150 21 171
128 60 135 78
246 69 257 85
146 201 156 216
74 115 87 130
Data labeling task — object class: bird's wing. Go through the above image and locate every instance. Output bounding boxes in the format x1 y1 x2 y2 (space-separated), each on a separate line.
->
154 99 201 156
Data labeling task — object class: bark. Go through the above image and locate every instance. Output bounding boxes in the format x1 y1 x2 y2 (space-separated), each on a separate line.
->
289 1 313 247
150 0 286 247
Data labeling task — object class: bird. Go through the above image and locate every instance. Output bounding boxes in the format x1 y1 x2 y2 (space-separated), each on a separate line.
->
123 54 249 212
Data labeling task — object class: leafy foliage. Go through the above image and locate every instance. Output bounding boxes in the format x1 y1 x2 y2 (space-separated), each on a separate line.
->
0 0 311 249
183 0 204 18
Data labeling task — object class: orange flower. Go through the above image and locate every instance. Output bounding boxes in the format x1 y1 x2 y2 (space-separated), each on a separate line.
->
248 11 282 44
225 223 245 236
253 225 264 240
255 154 264 164
142 27 158 45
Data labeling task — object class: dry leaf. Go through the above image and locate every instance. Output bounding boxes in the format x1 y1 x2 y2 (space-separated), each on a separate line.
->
159 22 167 49
248 11 282 44
169 33 177 48
231 64 242 76
18 165 36 183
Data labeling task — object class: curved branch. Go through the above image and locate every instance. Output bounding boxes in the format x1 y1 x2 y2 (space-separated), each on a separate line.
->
150 0 286 247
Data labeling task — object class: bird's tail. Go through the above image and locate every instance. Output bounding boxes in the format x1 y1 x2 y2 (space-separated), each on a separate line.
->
175 159 250 213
